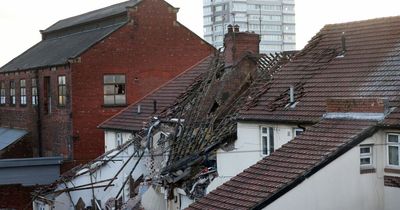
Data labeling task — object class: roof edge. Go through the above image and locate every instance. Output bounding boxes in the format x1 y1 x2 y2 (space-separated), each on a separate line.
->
252 124 378 210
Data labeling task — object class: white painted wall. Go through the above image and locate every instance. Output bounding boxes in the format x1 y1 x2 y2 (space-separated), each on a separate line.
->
208 122 300 193
104 130 133 152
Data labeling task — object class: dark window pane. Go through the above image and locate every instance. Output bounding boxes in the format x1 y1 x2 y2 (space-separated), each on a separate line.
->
388 135 399 143
389 146 399 165
262 127 268 134
360 157 371 165
262 136 268 155
360 147 371 154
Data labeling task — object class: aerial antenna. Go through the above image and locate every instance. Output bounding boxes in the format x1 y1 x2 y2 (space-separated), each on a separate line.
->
246 14 249 32
222 13 226 35
259 5 262 36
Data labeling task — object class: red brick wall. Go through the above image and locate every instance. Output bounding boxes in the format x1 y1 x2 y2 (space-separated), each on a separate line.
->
224 31 260 66
38 66 72 158
0 184 35 210
0 71 39 158
326 98 388 113
0 66 72 159
70 0 215 163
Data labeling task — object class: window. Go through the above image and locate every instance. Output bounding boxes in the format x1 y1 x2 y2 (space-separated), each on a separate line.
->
261 127 274 155
214 5 224 12
104 75 126 105
20 79 26 105
0 81 5 105
284 25 295 32
261 35 282 41
204 16 212 24
233 3 247 11
10 81 15 105
214 24 223 32
214 15 223 22
58 76 67 106
387 133 400 166
116 132 123 147
283 15 295 23
293 128 304 137
360 145 373 166
32 78 38 105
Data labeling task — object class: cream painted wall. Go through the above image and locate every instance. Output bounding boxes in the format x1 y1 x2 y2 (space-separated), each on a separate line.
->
384 186 400 210
265 137 384 210
263 130 400 210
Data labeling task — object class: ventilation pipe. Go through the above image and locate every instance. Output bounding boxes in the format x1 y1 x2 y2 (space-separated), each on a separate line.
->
341 32 346 55
153 100 157 113
137 104 141 114
289 85 295 104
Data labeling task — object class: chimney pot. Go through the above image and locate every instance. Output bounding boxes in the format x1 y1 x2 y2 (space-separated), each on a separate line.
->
234 24 240 32
227 24 233 33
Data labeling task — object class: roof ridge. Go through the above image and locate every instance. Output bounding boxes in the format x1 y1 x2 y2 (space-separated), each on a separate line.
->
44 22 126 41
325 15 400 28
43 0 140 33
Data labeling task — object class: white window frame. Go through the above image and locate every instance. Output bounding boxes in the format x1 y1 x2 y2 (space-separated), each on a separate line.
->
387 133 400 167
360 145 373 167
260 126 274 156
293 128 304 138
116 132 123 147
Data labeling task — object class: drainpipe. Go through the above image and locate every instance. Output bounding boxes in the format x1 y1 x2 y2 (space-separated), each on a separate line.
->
35 70 43 157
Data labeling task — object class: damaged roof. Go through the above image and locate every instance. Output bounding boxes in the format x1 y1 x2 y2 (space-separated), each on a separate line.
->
189 16 400 209
187 119 377 210
0 24 124 72
99 56 214 131
240 16 400 124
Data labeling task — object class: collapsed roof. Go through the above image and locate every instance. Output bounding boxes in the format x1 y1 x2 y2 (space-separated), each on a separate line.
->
189 16 400 209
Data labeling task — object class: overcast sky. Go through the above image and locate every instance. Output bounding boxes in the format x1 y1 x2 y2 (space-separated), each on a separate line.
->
0 0 399 66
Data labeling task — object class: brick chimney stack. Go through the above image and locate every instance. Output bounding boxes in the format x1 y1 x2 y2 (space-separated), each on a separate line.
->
224 24 260 66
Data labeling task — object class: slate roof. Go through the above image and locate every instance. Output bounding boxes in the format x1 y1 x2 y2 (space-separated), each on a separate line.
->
0 0 142 72
187 119 377 210
0 127 28 151
0 24 124 72
43 0 140 33
239 16 400 124
99 56 213 131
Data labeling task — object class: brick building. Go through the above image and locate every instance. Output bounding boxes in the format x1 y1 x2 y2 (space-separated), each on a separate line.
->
0 0 214 168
